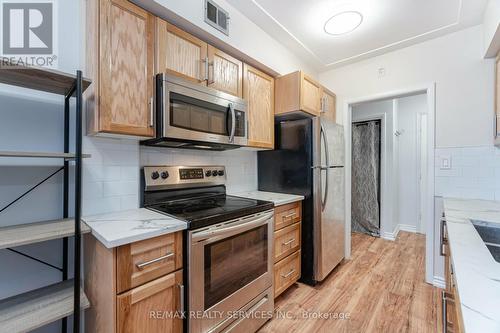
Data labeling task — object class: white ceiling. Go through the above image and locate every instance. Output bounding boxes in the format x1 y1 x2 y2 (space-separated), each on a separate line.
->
226 0 489 71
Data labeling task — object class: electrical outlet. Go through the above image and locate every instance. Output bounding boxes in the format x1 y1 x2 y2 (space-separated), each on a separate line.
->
440 156 451 170
378 67 386 78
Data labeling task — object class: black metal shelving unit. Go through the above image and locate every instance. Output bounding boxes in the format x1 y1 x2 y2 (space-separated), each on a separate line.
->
0 64 91 333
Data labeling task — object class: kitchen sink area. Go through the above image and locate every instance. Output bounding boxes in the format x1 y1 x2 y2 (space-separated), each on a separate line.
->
471 220 500 263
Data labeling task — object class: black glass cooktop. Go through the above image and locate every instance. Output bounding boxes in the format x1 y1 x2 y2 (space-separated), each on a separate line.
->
147 194 274 230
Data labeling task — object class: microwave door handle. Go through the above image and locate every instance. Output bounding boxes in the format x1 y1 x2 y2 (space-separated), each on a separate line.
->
229 102 236 143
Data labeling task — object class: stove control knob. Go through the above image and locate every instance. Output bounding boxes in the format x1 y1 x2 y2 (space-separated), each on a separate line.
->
161 171 169 179
212 170 218 177
218 170 225 176
151 171 160 180
205 170 212 177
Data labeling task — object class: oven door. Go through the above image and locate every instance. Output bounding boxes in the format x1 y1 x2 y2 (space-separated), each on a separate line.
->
160 74 248 147
188 210 274 333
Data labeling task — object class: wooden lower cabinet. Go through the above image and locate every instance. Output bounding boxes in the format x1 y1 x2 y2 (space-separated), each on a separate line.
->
84 232 183 333
443 226 464 333
273 201 302 298
117 270 183 333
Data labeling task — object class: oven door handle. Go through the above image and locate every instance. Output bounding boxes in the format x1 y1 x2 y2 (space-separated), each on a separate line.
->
192 211 274 243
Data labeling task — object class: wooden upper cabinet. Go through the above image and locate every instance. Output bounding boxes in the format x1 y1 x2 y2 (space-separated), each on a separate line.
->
244 64 275 149
320 87 336 123
275 71 321 117
117 270 183 333
208 46 243 97
156 19 208 84
86 0 155 137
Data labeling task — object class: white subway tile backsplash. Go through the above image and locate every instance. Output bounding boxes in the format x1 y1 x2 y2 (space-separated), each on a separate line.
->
435 145 500 200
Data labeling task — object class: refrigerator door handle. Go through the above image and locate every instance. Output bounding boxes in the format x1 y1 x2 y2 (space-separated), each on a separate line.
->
320 124 330 211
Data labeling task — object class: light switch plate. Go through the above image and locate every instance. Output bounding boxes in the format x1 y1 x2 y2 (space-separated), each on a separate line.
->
440 156 451 170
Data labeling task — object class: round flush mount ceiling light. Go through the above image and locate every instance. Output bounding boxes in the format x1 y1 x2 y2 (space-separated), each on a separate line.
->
324 11 363 36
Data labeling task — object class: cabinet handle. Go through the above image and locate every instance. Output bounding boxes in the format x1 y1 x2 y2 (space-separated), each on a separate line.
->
440 219 447 256
282 238 295 246
178 284 185 314
201 57 209 82
149 97 154 127
281 269 295 278
282 212 296 220
136 252 174 270
208 61 215 85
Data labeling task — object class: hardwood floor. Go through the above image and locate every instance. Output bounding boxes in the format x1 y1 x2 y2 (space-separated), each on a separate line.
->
259 232 441 333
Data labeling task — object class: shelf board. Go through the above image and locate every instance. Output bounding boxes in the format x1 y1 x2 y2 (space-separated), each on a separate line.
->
0 279 90 332
0 218 90 250
0 151 91 159
0 62 91 96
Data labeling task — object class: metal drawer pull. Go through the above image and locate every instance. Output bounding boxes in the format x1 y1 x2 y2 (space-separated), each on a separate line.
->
178 284 185 313
136 252 174 270
282 212 297 220
281 269 295 278
440 219 447 256
282 238 295 246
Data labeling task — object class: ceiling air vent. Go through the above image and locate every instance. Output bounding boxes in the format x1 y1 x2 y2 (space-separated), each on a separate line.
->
204 0 229 35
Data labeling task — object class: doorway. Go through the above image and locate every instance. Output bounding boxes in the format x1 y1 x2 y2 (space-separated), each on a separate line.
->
351 120 381 237
343 85 436 285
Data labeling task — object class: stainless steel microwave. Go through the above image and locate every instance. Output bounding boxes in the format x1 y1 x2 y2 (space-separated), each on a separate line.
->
141 73 248 150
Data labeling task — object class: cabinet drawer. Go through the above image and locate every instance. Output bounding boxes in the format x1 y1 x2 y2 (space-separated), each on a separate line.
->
117 270 183 333
274 222 301 263
117 232 182 294
274 202 301 231
274 250 301 298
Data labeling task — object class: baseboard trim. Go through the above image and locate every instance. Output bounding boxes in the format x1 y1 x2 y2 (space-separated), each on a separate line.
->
381 224 400 241
433 276 446 289
381 223 418 241
399 224 417 233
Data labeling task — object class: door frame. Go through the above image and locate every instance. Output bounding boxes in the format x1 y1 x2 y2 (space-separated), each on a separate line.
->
343 83 436 284
351 115 386 237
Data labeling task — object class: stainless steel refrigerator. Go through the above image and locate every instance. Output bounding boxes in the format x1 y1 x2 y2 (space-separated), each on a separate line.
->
258 117 345 285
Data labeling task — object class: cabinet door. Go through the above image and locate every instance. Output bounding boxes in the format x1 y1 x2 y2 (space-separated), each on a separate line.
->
157 20 208 84
117 270 183 333
243 64 274 149
300 73 321 116
321 89 336 123
99 0 154 137
208 45 243 97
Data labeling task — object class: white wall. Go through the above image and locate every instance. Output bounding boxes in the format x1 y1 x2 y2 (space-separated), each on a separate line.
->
396 94 428 233
136 0 317 76
483 0 500 57
352 99 395 237
319 25 495 148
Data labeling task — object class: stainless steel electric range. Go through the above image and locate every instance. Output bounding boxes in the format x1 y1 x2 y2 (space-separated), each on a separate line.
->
142 165 275 333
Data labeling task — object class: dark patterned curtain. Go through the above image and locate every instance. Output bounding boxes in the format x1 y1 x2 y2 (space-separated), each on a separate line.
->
351 121 381 236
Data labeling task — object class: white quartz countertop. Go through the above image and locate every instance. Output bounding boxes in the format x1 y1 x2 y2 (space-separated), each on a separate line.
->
443 198 500 333
82 208 187 248
230 190 304 206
